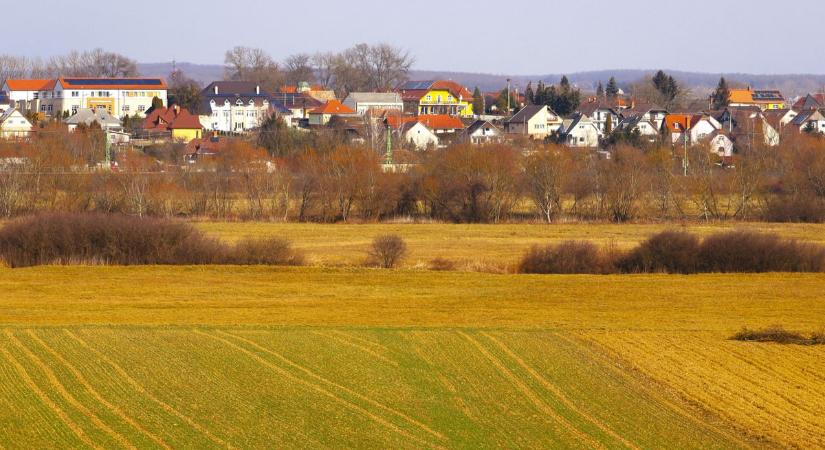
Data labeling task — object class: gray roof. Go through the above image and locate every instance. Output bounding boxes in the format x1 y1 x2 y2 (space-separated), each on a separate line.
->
507 105 548 124
65 108 121 127
464 120 500 136
344 92 402 104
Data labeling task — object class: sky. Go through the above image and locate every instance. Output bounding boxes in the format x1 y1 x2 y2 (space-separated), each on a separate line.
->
5 0 825 75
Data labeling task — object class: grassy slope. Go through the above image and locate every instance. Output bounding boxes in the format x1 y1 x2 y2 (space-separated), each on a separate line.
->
2 265 824 448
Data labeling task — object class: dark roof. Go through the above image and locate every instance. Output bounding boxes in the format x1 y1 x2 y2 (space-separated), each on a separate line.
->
507 105 548 123
464 120 500 135
202 81 260 95
793 94 825 110
270 92 323 109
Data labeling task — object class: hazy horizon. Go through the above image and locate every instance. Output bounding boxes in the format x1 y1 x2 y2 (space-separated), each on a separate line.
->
5 0 825 75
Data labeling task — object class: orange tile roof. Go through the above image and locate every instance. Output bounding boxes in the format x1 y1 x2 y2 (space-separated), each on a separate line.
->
4 79 56 91
416 114 465 130
729 89 754 104
309 99 355 115
664 114 691 132
143 106 202 131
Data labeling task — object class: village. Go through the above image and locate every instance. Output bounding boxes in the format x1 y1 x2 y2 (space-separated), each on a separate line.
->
1 68 824 170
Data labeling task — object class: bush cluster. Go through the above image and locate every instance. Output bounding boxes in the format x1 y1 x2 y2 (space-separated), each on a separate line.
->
0 213 303 268
732 326 825 345
519 230 825 274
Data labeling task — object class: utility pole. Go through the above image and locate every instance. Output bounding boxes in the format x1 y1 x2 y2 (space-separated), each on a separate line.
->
385 124 393 165
683 131 689 176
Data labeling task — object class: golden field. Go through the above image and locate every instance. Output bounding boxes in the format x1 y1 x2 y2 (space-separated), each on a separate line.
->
195 221 825 267
1 256 824 447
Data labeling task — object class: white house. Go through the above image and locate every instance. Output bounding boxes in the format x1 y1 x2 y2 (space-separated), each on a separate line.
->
578 101 621 135
618 115 659 139
708 132 734 157
622 104 668 129
388 119 439 150
504 105 563 139
789 109 825 134
0 79 56 114
0 109 33 139
663 114 721 145
200 81 272 133
462 120 502 144
342 93 403 115
560 114 600 148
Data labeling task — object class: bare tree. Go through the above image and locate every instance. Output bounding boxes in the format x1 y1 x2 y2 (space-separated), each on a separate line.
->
0 55 29 84
524 146 571 223
224 46 283 91
283 53 315 86
47 49 139 77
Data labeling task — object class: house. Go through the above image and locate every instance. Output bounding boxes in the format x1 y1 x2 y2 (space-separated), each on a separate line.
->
716 109 781 147
398 80 474 117
65 108 122 132
788 109 825 134
662 114 721 145
271 91 323 124
279 82 338 103
577 100 621 135
728 88 785 110
462 120 502 144
617 115 659 139
385 115 440 150
307 100 356 125
792 93 825 111
762 109 799 133
342 93 403 115
1 77 167 117
708 131 734 158
621 103 668 129
200 81 272 133
0 109 33 139
504 105 563 139
559 114 600 148
142 105 204 142
184 135 228 163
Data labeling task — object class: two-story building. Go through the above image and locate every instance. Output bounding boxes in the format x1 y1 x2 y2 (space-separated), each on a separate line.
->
200 81 272 133
729 88 785 110
342 92 403 115
504 105 563 139
398 80 474 117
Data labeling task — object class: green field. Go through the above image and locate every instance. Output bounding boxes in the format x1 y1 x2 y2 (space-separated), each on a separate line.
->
2 260 825 448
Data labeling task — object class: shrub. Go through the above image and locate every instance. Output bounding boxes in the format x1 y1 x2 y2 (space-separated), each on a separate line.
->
230 237 304 266
762 196 825 223
0 213 303 268
619 231 700 274
428 257 456 271
732 326 825 345
368 234 407 268
698 230 825 273
518 241 615 274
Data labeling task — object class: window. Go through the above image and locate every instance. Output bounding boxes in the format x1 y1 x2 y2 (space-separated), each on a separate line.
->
71 91 79 97
138 105 145 112
447 95 453 102
436 95 442 103
47 105 53 112
33 92 39 99
122 105 130 112
40 105 46 112
425 95 432 102
71 105 78 115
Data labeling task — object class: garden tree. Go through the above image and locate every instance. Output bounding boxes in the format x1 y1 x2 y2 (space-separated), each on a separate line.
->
596 81 604 99
646 147 683 218
605 77 619 98
711 77 730 110
495 87 511 112
534 76 580 116
224 46 284 91
421 144 520 223
524 82 535 104
604 114 614 135
533 81 547 105
524 145 571 222
283 53 316 86
472 87 484 115
651 70 680 108
0 55 28 85
167 69 202 113
117 151 158 218
310 52 336 88
146 96 164 115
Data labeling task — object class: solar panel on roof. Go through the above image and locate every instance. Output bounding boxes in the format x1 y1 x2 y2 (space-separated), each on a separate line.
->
402 80 434 90
63 78 163 86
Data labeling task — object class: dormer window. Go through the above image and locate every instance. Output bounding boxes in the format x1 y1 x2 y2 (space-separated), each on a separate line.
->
236 99 243 106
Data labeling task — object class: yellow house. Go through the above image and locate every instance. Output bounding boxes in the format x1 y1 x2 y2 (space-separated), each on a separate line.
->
399 80 474 117
729 88 785 110
142 105 203 143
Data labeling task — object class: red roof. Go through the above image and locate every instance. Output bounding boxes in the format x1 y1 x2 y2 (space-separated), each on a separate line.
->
386 114 463 131
142 106 202 131
4 79 56 91
309 99 355 115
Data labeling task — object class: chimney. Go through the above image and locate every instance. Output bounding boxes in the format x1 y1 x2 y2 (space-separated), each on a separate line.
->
256 85 260 95
214 85 219 95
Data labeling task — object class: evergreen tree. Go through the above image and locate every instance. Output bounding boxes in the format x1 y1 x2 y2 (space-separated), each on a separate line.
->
495 87 510 112
604 114 613 135
652 70 679 103
525 82 535 104
472 86 484 115
711 77 730 110
146 96 164 115
596 81 604 99
606 77 619 98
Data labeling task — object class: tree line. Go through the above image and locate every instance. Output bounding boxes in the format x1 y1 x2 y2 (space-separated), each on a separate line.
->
1 125 824 223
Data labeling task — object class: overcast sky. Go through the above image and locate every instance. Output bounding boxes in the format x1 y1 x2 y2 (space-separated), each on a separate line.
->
6 0 824 75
